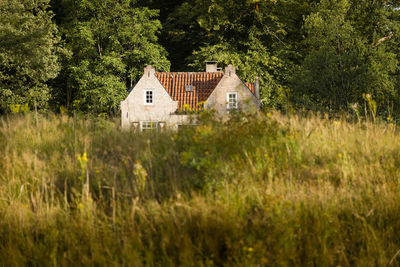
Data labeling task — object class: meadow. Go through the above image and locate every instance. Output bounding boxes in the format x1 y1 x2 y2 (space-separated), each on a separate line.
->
0 112 400 266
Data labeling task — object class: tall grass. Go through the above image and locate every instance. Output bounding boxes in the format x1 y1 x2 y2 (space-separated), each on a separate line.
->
0 112 400 266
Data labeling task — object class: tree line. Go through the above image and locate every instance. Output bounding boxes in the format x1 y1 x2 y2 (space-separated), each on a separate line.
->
1 0 400 118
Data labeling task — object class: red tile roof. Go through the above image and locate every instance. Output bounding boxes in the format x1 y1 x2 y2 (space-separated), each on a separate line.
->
156 72 224 111
155 72 256 111
246 82 256 95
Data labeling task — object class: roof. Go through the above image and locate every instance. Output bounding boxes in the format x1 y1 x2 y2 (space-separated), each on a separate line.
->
246 82 256 95
155 72 256 111
156 72 224 111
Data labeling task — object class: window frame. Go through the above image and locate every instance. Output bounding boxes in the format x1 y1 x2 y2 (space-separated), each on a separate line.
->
226 92 238 110
140 121 158 132
144 90 154 105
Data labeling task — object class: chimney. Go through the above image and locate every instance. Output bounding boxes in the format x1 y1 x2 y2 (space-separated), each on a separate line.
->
206 61 218 72
144 65 155 78
255 76 260 99
225 64 236 77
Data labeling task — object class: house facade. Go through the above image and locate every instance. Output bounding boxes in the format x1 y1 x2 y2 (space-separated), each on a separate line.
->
120 62 260 130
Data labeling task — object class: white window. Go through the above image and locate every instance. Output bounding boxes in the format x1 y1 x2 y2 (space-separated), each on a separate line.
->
226 92 238 110
140 121 158 132
144 90 153 105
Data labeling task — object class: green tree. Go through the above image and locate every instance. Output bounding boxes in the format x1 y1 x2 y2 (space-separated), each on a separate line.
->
291 0 399 113
53 0 170 114
349 0 400 115
0 0 62 113
163 0 317 108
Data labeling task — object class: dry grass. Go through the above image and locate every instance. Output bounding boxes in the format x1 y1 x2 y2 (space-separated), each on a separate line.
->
0 112 399 266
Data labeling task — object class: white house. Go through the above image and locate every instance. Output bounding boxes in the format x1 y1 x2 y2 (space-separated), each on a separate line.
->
120 62 260 130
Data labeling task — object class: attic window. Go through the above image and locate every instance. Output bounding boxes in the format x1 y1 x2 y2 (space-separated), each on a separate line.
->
185 85 194 92
145 90 153 105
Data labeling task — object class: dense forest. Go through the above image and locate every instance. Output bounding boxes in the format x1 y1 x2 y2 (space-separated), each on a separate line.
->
1 0 400 117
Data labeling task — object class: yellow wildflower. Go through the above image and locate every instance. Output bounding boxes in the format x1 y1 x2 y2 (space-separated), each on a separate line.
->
77 152 88 164
60 105 68 114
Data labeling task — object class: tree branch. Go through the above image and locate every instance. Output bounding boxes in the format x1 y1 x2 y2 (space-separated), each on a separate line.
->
372 34 393 46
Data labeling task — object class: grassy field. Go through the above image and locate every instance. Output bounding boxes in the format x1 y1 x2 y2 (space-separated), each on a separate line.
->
0 112 400 266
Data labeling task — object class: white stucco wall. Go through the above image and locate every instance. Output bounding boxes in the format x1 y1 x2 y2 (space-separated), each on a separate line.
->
205 65 260 117
121 66 179 129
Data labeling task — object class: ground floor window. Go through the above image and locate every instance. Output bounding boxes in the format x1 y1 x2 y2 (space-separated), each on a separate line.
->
140 121 158 132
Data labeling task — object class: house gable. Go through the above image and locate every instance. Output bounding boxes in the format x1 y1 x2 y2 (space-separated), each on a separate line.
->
121 66 178 128
205 65 259 115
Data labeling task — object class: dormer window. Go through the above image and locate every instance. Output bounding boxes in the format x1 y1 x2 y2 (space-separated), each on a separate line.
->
145 90 153 105
185 85 194 92
227 92 238 110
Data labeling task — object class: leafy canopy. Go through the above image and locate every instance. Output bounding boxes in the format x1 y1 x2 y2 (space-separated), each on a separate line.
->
54 0 170 114
291 0 399 113
0 0 62 113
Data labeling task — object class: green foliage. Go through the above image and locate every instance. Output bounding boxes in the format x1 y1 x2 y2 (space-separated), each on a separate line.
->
291 0 399 114
177 112 296 188
1 0 400 116
163 0 316 109
0 0 62 113
53 0 170 114
157 0 400 116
